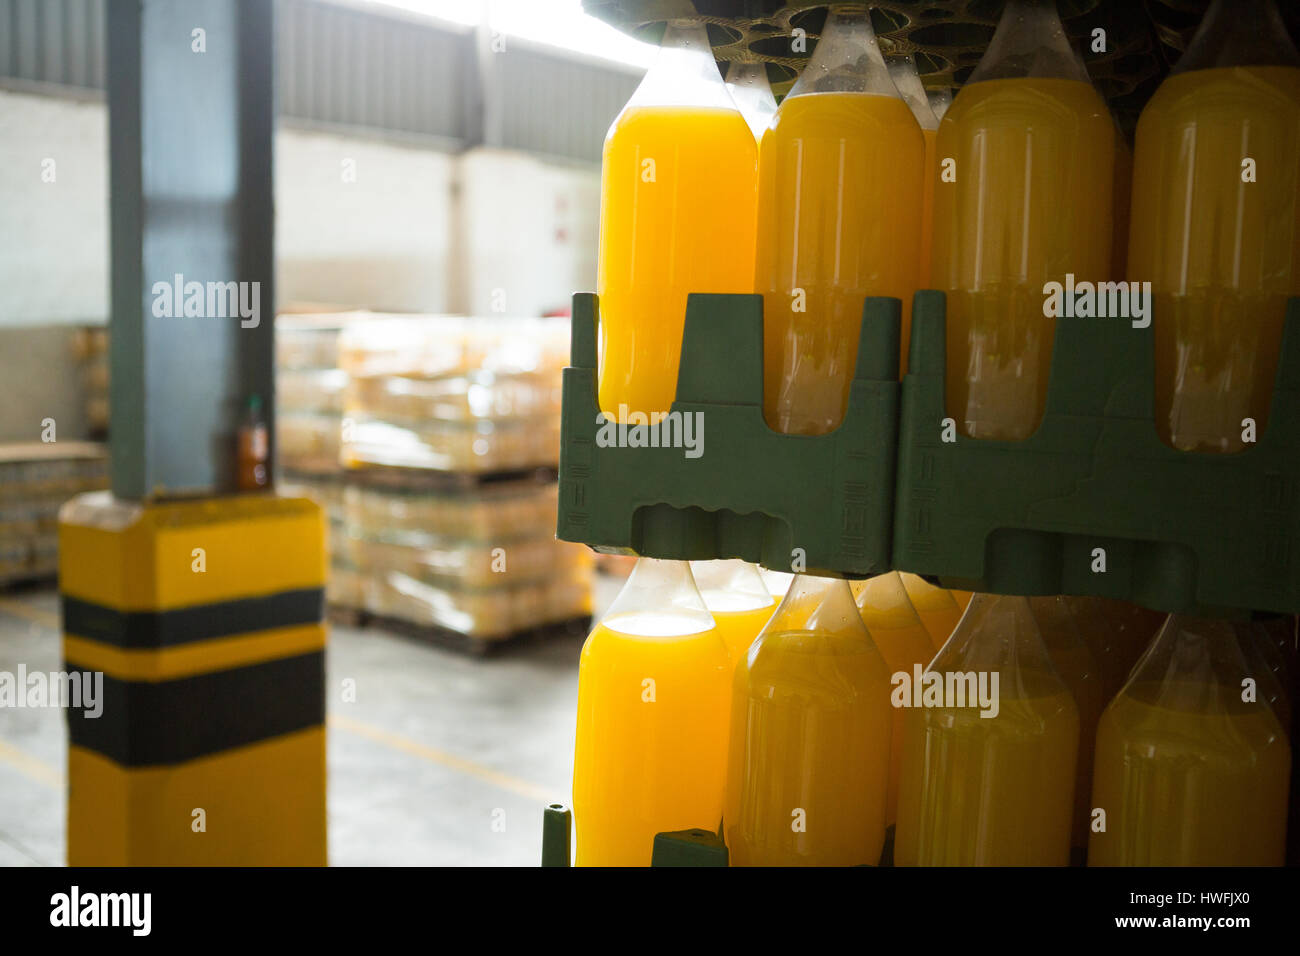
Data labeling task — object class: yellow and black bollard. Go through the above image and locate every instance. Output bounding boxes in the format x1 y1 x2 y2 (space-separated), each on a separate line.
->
59 491 327 865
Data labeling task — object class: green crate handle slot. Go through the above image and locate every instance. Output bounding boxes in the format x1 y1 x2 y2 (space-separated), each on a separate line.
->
893 291 1300 615
557 291 901 577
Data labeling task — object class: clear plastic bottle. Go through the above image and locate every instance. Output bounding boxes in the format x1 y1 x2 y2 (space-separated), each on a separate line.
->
597 21 759 421
1089 616 1291 866
895 594 1079 865
759 567 795 601
1128 0 1300 453
755 4 925 434
852 572 935 825
1028 595 1105 856
572 558 729 865
691 559 776 669
927 87 952 121
725 575 893 865
725 61 778 142
900 572 967 651
933 0 1115 440
886 52 940 293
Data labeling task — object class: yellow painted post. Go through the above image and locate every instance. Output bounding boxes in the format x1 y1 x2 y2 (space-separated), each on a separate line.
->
58 491 328 865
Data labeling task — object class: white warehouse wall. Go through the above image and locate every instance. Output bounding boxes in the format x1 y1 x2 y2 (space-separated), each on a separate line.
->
0 88 601 325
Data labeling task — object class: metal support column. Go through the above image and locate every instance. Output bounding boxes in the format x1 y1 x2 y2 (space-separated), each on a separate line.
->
107 0 275 499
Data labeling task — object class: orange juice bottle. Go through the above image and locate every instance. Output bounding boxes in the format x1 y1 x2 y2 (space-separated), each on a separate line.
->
1028 596 1105 857
852 572 934 825
933 0 1114 440
755 5 924 434
597 21 758 421
895 594 1079 865
900 572 967 651
1090 616 1291 866
1128 0 1300 453
725 575 892 865
759 567 795 602
691 559 776 669
886 52 940 291
928 87 952 121
726 61 778 142
572 558 729 865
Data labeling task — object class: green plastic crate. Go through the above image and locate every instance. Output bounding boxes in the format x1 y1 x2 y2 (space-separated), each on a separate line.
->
893 291 1300 615
556 291 901 578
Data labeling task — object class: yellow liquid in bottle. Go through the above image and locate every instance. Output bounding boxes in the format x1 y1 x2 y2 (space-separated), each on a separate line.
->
1090 682 1291 866
933 77 1115 440
725 623 893 865
572 612 730 865
698 590 776 670
900 573 966 651
756 92 924 434
895 682 1079 865
597 106 758 420
855 577 935 825
1128 66 1300 453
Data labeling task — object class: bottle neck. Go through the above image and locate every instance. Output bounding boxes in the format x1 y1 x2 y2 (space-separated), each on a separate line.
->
967 0 1091 85
625 19 734 111
787 4 897 98
1173 0 1299 73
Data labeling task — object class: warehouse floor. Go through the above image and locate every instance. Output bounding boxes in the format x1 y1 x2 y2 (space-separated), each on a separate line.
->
0 576 621 866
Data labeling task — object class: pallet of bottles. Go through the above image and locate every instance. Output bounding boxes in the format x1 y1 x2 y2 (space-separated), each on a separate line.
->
0 442 107 588
325 464 594 655
558 291 1300 615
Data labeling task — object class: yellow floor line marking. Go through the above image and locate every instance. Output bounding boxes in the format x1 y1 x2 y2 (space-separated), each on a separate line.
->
0 597 59 630
329 713 558 805
0 737 61 790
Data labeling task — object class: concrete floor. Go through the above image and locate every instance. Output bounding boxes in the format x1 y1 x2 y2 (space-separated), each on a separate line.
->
0 576 621 866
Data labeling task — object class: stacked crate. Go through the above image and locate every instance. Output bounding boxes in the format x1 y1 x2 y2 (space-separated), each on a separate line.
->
275 313 358 608
335 316 592 647
0 442 107 586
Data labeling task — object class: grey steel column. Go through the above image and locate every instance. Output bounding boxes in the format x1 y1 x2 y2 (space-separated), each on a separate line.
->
107 0 275 499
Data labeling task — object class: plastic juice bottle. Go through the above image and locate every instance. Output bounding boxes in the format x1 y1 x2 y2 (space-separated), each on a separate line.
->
1028 596 1105 857
725 575 893 865
572 558 729 865
755 5 924 434
1089 616 1292 866
895 594 1080 865
852 572 935 825
928 87 952 121
726 61 778 142
900 572 966 651
691 559 776 668
759 567 795 602
887 52 941 292
933 0 1115 440
1127 0 1300 453
1243 620 1292 730
597 21 759 421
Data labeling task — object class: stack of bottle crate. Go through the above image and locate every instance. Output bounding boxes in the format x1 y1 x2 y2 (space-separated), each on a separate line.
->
333 315 592 651
276 312 358 607
0 442 107 587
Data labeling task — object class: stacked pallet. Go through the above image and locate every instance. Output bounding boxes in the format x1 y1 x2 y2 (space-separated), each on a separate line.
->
0 442 107 586
275 312 592 650
275 312 360 608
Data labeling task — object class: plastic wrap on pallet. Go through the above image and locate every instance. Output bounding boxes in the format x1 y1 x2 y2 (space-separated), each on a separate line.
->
337 530 592 590
347 372 561 423
343 481 559 541
0 442 107 583
341 417 562 473
337 316 569 380
360 566 593 640
279 368 349 415
278 412 343 474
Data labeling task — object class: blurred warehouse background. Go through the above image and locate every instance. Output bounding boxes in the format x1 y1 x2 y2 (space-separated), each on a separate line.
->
0 0 645 866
